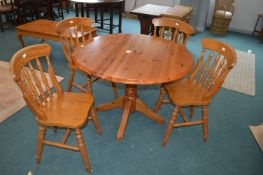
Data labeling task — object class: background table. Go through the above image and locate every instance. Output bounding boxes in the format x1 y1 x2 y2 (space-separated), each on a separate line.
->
73 34 194 140
70 0 124 34
131 4 193 34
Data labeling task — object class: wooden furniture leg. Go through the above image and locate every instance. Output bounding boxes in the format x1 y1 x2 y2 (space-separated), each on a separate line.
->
109 5 113 34
137 15 154 35
36 126 45 163
96 84 164 141
162 106 179 147
202 105 208 142
75 129 91 173
118 3 122 33
90 106 102 134
75 3 79 17
80 3 84 17
17 32 25 48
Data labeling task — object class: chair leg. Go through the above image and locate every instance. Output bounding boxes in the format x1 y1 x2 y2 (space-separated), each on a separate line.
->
153 85 166 112
87 75 93 93
189 105 194 118
90 106 102 135
75 128 91 173
111 82 118 98
68 69 75 92
0 14 3 32
162 106 179 147
202 105 208 142
36 126 45 163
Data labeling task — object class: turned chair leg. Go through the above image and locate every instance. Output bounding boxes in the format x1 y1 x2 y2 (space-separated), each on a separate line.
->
87 75 93 93
189 105 194 118
90 106 102 134
68 69 75 92
154 86 166 112
202 106 208 142
111 82 118 98
162 106 179 147
75 128 91 173
36 126 45 163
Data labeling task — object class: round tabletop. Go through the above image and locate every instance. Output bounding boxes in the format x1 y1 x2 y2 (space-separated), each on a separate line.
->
70 0 124 4
73 34 195 85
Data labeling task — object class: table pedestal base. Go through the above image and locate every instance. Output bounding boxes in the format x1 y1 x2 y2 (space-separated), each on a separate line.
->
96 84 165 141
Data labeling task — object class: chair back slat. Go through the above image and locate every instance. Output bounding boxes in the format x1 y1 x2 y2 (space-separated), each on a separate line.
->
197 52 215 84
56 17 94 68
152 17 194 46
188 38 237 100
35 58 53 97
189 50 205 81
9 44 63 121
201 55 220 87
23 68 44 106
27 61 48 102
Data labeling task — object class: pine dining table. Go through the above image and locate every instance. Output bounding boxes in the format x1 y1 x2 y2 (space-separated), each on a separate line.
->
73 34 195 141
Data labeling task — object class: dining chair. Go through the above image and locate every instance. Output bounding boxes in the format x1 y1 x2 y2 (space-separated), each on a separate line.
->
56 17 118 97
152 17 194 112
9 44 101 173
161 38 237 146
0 0 17 32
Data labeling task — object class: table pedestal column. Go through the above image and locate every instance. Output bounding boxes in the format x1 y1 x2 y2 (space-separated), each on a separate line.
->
96 84 164 141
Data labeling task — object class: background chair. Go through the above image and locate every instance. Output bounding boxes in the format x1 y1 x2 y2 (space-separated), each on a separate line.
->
9 44 101 173
0 0 17 32
56 17 118 97
161 38 237 146
152 17 194 112
210 0 235 35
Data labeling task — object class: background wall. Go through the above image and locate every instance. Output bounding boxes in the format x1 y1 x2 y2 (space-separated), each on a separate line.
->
207 0 263 34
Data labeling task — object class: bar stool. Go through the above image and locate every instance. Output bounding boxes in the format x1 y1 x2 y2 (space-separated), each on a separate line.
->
252 14 263 36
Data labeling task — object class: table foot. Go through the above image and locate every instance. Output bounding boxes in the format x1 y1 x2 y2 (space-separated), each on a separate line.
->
96 84 164 141
96 96 123 111
117 101 131 141
135 98 165 124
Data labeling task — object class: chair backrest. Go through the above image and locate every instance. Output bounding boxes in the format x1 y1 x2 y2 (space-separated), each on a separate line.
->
56 17 94 68
152 17 194 46
9 44 63 121
188 38 237 100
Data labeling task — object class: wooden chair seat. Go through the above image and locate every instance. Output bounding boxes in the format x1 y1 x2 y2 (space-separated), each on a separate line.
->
41 92 94 128
165 80 211 106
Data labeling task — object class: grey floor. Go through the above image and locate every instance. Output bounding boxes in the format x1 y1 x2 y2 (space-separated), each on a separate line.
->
0 12 263 175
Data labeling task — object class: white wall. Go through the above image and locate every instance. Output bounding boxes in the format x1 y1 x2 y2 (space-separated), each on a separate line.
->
207 0 263 34
125 0 180 12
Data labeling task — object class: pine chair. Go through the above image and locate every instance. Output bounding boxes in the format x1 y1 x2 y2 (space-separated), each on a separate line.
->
161 38 237 146
56 17 118 97
9 44 101 173
152 17 194 112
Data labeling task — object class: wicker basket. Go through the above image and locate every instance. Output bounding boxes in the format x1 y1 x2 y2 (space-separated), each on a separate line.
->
210 14 232 35
210 0 235 35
